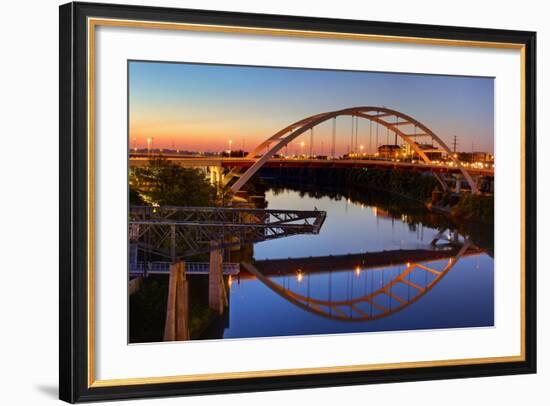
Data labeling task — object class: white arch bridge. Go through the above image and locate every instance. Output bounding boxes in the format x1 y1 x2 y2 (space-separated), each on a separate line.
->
219 106 482 194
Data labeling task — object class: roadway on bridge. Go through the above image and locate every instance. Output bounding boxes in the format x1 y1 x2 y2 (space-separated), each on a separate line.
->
129 155 494 176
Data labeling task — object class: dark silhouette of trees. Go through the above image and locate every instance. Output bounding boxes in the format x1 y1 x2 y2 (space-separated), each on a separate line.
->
130 156 216 206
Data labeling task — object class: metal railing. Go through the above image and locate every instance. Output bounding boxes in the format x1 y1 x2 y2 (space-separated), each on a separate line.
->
129 261 240 277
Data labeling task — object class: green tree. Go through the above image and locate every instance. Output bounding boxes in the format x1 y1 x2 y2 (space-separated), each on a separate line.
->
131 157 216 206
129 186 146 205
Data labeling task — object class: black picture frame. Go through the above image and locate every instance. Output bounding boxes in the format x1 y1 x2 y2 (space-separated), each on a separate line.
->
60 1 537 403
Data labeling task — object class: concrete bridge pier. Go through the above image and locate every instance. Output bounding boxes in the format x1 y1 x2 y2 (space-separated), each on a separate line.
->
454 175 463 193
209 166 224 187
209 241 228 314
163 261 190 341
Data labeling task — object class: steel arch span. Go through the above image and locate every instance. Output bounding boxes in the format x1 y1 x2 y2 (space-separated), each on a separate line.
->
228 106 480 194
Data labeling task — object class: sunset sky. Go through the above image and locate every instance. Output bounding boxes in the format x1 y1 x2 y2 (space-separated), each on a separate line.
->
129 61 494 155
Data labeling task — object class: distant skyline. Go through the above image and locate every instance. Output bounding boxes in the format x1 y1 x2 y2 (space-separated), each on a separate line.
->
129 61 494 155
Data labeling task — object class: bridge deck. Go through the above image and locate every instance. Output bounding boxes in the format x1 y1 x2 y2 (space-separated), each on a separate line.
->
129 156 494 176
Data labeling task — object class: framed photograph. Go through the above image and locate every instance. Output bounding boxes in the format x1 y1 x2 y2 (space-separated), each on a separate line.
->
59 1 536 402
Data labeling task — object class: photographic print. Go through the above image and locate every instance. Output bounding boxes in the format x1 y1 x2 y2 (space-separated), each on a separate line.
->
127 61 495 343
60 4 536 400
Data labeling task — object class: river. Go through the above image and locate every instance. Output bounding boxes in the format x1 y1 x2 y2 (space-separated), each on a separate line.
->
220 187 494 339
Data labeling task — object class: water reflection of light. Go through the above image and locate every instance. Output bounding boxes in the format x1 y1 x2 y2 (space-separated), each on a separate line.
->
228 275 233 287
234 188 494 336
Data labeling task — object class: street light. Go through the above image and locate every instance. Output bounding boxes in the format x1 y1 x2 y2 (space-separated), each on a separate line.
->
228 139 233 156
300 141 305 157
360 145 364 156
146 137 152 155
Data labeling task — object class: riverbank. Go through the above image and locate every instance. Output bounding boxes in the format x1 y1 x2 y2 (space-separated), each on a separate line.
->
259 166 493 224
257 170 493 255
129 275 223 343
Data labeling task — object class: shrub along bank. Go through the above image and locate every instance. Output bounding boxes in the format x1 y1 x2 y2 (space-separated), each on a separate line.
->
259 167 493 223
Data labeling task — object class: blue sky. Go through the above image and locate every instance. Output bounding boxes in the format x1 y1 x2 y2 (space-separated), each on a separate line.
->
129 61 494 154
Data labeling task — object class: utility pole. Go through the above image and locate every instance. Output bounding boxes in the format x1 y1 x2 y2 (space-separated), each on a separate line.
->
394 117 398 146
309 128 314 157
348 116 355 155
452 135 458 153
331 118 336 158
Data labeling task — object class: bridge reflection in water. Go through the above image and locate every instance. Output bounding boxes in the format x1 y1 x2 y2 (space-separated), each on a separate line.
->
214 187 493 340
242 238 477 322
130 187 494 342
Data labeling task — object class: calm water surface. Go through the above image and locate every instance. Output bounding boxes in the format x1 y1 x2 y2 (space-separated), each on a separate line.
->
222 188 494 339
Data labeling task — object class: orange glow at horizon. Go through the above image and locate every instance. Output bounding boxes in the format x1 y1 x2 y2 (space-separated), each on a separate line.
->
129 61 495 154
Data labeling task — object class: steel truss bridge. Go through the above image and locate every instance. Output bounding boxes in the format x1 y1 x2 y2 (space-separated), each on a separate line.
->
129 205 326 259
242 238 476 322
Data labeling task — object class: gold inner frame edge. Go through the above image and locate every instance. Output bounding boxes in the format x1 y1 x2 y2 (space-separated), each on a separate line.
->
86 17 527 388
